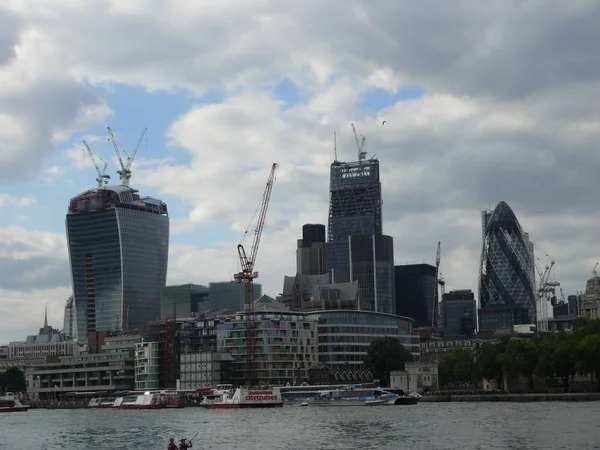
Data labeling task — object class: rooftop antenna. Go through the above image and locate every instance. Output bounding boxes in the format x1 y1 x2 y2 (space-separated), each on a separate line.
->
351 123 367 161
334 131 338 161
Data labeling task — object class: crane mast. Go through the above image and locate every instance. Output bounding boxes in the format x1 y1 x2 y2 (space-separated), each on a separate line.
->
107 126 147 186
351 123 367 161
83 140 110 188
234 162 278 386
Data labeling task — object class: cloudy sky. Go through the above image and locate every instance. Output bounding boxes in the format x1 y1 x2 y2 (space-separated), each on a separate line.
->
1 0 599 343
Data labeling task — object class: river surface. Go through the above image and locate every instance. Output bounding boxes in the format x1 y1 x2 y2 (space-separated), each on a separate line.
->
2 402 600 450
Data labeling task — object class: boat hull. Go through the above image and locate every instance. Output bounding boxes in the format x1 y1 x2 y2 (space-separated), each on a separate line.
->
0 407 28 412
203 403 283 409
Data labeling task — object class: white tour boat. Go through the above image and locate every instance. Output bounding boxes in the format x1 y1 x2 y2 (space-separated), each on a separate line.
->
201 385 283 409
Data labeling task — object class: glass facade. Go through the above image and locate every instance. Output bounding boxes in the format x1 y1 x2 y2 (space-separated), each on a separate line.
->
327 159 382 275
394 264 436 328
349 234 395 314
161 284 210 319
66 186 169 339
216 312 318 385
207 281 262 312
440 290 476 338
308 310 419 376
479 201 536 324
135 341 160 390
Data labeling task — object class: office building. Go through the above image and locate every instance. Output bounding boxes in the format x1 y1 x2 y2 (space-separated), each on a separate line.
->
207 281 262 312
161 284 210 319
394 264 437 328
479 201 536 326
66 185 169 339
62 296 76 338
296 224 328 276
349 234 395 314
440 289 476 338
327 158 382 282
580 275 600 319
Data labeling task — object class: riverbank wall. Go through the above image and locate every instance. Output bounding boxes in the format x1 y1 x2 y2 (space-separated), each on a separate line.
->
420 393 600 402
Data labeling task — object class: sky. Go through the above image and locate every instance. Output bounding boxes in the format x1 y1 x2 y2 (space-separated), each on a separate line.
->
1 0 600 343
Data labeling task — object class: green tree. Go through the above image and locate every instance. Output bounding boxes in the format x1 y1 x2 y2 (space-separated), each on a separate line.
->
575 334 600 390
536 331 576 392
0 367 26 393
438 347 475 386
498 338 539 392
363 336 413 386
475 342 504 390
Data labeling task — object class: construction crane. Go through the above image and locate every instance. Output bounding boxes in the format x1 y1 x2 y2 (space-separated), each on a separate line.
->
537 260 559 332
432 242 441 328
234 162 278 386
83 140 110 188
107 126 147 186
593 262 598 276
351 123 367 161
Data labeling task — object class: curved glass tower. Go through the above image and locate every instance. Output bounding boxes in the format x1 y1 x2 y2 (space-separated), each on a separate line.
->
479 201 536 323
66 185 169 339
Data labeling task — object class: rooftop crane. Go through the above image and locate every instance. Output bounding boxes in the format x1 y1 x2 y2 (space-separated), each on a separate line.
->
351 123 367 161
234 162 278 385
432 242 441 328
83 140 110 188
593 262 598 276
107 126 147 187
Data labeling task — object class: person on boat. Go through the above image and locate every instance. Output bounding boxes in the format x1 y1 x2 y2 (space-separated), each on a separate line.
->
167 437 178 450
179 438 192 449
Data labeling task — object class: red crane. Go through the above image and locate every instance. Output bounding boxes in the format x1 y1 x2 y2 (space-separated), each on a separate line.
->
234 162 278 386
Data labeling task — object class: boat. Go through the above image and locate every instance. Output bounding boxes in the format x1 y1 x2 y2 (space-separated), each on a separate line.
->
0 393 29 413
200 386 283 409
87 397 116 408
297 386 418 407
113 390 184 410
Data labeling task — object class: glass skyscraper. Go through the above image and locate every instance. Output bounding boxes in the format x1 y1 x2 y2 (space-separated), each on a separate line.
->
479 201 536 324
66 185 169 339
327 159 382 280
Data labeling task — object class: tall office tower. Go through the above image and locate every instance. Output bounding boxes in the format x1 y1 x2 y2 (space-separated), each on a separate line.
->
327 158 382 282
349 234 395 314
440 289 476 338
478 201 536 326
296 224 328 276
66 185 169 340
394 264 437 327
62 295 76 339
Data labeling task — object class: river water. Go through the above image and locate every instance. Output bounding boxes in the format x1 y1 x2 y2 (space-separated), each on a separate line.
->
1 402 599 450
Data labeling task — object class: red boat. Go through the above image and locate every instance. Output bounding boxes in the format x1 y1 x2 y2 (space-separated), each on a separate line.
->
0 393 29 413
201 386 283 409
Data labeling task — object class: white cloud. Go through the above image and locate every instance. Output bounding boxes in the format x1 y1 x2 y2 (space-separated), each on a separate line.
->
0 193 36 208
2 0 600 342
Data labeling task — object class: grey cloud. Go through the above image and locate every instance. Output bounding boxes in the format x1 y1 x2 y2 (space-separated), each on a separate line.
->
0 10 20 65
0 255 70 290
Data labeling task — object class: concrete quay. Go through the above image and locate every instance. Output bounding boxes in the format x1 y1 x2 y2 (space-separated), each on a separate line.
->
420 393 600 402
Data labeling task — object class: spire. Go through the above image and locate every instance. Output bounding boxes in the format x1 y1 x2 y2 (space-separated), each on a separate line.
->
44 302 48 329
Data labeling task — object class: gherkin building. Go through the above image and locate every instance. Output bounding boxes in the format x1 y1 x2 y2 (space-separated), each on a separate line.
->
479 201 536 323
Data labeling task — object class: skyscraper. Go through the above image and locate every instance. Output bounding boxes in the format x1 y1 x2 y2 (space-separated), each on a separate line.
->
394 264 437 327
66 185 169 339
327 158 382 282
479 201 536 325
296 224 328 276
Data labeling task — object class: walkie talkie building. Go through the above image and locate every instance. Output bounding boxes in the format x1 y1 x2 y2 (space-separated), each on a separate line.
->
66 185 169 340
479 201 536 324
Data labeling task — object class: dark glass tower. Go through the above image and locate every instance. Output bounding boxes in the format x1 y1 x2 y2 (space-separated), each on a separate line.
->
349 234 395 314
66 185 169 339
327 159 382 281
479 201 536 323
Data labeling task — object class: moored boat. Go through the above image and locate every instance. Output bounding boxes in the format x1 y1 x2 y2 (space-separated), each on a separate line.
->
113 390 184 410
0 393 29 413
299 387 418 407
201 387 283 409
87 397 116 408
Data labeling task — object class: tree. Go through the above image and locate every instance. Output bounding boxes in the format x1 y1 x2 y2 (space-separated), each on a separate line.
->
438 347 475 386
498 338 539 392
575 334 600 390
536 331 576 392
0 367 26 393
475 342 504 390
363 336 413 386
